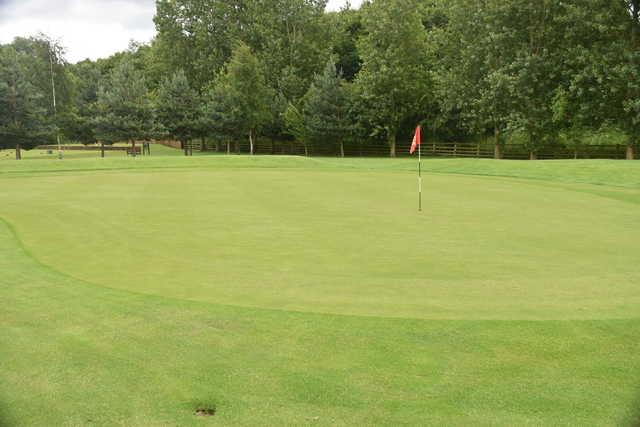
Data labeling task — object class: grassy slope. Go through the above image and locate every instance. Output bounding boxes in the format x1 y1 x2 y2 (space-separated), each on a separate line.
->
1 153 640 425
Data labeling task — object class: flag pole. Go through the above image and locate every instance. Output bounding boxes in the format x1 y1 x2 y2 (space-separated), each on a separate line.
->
418 136 422 212
48 42 62 160
410 124 422 212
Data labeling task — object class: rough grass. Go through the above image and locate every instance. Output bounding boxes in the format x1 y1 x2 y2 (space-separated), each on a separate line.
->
1 151 639 425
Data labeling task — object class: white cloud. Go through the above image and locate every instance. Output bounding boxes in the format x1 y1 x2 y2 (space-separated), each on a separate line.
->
0 0 156 63
0 0 362 63
326 0 363 11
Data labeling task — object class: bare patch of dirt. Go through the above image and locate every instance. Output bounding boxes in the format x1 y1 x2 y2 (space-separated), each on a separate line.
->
195 408 216 417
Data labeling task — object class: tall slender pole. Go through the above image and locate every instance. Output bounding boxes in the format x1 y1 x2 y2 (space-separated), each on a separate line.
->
49 45 62 159
418 139 422 212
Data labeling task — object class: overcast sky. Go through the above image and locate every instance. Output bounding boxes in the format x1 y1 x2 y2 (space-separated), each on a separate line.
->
0 0 362 63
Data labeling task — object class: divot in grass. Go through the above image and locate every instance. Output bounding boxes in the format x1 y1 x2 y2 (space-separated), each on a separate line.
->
194 407 216 417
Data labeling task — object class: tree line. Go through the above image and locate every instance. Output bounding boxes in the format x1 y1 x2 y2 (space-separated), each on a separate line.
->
1 0 639 159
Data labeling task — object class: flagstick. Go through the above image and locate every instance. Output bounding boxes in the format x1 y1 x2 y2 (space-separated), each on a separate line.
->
418 139 422 212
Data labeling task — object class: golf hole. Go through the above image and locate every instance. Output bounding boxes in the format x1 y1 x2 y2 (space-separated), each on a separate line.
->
195 407 216 417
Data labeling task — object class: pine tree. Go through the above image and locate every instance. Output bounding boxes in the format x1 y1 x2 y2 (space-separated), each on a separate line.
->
303 60 352 157
156 69 199 156
93 59 155 156
0 46 51 159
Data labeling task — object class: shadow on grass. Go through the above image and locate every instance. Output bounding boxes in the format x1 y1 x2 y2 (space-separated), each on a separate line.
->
0 401 15 427
629 393 640 427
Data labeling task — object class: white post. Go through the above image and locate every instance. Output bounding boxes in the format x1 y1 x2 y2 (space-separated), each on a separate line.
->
49 44 62 159
418 139 422 212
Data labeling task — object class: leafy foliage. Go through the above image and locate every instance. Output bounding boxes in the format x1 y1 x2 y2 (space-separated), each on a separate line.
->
302 60 352 156
155 69 200 150
0 45 52 152
93 59 156 145
202 44 272 154
354 0 433 156
3 0 640 159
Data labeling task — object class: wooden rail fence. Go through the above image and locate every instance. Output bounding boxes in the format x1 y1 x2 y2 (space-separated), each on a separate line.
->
171 140 632 160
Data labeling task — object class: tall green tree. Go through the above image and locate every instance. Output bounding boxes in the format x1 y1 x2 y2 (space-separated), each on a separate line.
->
11 35 73 118
61 59 104 147
202 79 242 154
283 102 309 155
302 60 352 157
326 6 363 82
204 44 272 155
93 59 155 156
155 69 200 156
246 0 330 101
434 1 516 158
154 0 247 91
0 45 51 159
355 0 433 157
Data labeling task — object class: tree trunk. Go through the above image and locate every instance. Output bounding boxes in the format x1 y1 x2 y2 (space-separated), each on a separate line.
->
215 141 220 152
131 139 136 157
627 144 636 160
493 126 502 159
271 139 275 155
249 129 254 155
101 141 105 158
226 141 230 154
339 141 344 158
15 143 21 160
388 134 396 157
182 140 188 156
201 137 207 152
235 141 240 154
574 149 578 160
529 151 537 160
304 143 308 157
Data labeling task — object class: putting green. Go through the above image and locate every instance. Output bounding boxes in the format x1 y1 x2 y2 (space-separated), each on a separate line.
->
2 163 638 320
2 155 640 426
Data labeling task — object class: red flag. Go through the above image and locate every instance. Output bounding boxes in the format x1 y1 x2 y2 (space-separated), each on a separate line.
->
410 125 421 154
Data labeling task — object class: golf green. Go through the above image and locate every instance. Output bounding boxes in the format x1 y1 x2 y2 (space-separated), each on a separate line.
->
1 155 639 425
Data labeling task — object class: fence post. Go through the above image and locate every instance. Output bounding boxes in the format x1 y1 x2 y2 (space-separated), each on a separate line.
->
476 143 480 157
454 143 457 157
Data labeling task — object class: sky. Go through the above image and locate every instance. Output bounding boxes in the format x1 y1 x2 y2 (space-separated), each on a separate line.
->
0 0 363 63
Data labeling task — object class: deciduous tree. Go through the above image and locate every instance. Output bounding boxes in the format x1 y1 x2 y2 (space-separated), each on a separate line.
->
355 0 432 157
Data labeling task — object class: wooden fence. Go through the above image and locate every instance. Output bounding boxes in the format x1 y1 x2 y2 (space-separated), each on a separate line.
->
171 139 632 160
36 144 141 153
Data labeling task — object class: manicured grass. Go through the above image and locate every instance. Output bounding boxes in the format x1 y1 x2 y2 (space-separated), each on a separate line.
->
1 152 639 425
0 143 182 162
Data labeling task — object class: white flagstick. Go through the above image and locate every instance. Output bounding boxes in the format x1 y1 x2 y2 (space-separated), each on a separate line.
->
418 137 422 212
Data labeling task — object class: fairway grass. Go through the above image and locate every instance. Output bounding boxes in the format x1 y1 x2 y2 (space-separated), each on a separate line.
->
1 154 640 425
